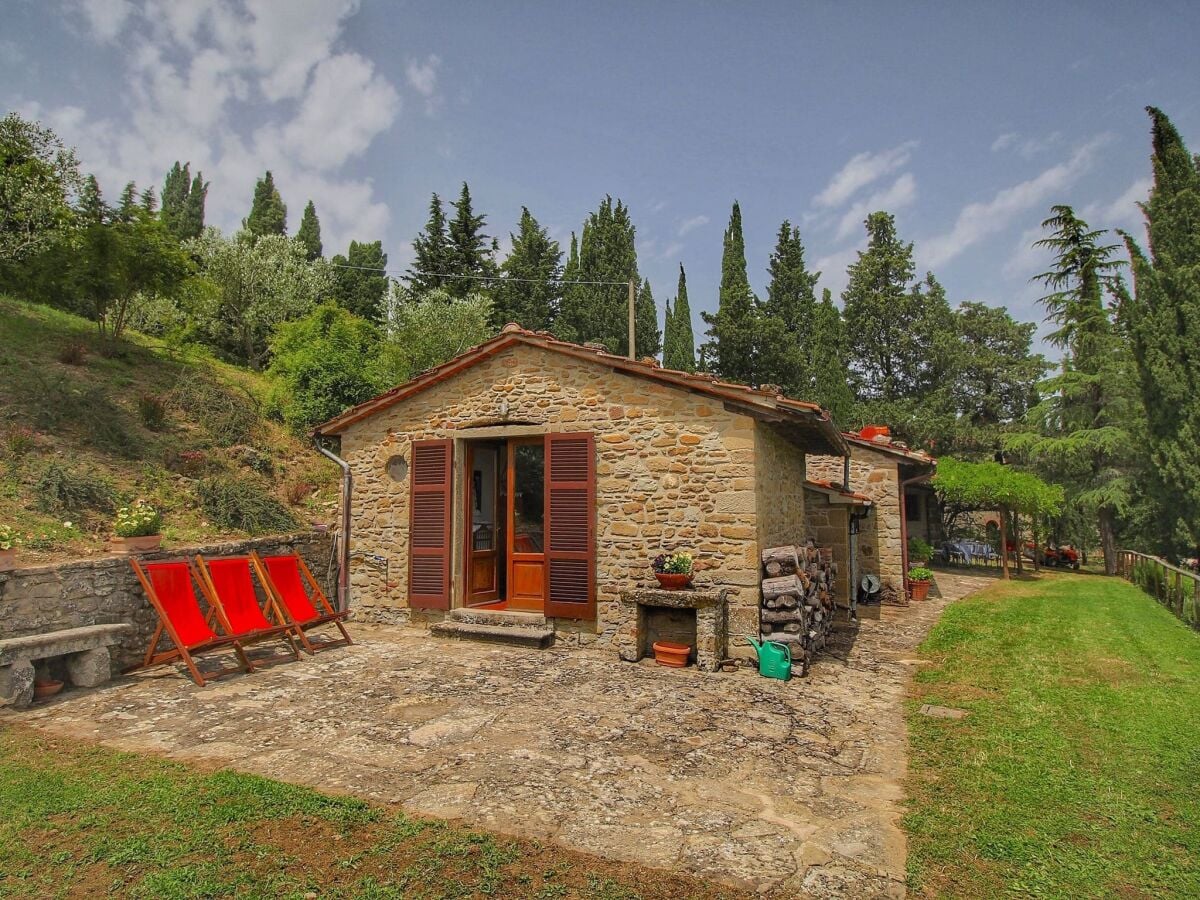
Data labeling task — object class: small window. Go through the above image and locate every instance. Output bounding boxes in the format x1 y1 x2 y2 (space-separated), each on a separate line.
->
905 491 922 522
386 454 408 482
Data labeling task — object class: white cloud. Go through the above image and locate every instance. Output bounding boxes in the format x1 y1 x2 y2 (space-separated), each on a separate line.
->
677 214 709 236
833 172 917 241
813 245 862 299
921 136 1109 269
813 140 918 209
77 0 134 41
991 132 1017 153
244 0 360 102
659 241 685 261
1001 223 1049 279
1083 177 1151 234
990 130 1065 160
405 54 442 113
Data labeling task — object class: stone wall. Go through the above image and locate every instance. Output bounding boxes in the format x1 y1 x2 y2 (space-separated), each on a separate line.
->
754 424 808 550
337 342 773 652
0 533 333 673
804 495 851 604
809 447 904 588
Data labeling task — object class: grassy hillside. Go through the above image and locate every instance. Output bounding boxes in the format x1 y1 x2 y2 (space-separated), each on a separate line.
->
0 297 337 563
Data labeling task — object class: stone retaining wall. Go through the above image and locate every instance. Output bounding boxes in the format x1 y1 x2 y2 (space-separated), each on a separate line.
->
0 533 334 673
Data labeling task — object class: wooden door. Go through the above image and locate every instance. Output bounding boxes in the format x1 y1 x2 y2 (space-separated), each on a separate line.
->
465 442 500 605
544 433 596 619
506 437 546 611
409 439 452 609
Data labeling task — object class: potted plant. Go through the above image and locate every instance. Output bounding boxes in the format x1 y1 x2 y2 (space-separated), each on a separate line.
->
908 566 934 601
0 524 17 572
908 536 934 567
113 500 163 553
652 551 694 589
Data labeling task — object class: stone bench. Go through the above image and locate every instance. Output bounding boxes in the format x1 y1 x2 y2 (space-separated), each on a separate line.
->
0 624 132 709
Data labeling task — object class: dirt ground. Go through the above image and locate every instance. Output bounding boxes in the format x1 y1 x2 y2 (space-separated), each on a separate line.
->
6 570 991 898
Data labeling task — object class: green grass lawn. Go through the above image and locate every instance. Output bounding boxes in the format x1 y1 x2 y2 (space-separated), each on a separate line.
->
0 728 742 900
905 572 1200 898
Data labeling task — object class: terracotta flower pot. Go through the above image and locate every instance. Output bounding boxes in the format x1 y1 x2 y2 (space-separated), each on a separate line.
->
909 579 932 602
114 534 163 554
654 572 693 590
34 679 64 700
0 548 15 572
652 641 691 667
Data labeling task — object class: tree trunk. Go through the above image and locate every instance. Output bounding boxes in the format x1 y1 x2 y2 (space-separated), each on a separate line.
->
1014 511 1023 575
1099 506 1118 576
1000 504 1011 580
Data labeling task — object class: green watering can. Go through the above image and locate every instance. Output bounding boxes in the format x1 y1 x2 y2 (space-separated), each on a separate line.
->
744 635 792 680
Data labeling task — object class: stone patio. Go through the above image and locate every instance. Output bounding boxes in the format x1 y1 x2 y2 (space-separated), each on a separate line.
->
5 570 991 898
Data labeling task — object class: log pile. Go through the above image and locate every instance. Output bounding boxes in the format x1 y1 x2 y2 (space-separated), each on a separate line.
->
880 583 907 607
759 543 837 671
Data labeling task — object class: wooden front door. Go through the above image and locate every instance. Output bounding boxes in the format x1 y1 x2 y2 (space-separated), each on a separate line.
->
465 442 501 605
506 438 546 611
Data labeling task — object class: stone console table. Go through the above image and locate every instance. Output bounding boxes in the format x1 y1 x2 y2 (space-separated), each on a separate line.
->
0 623 131 708
617 587 730 672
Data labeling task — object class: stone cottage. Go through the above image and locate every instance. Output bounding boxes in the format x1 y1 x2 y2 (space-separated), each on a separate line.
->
809 427 936 594
314 325 849 658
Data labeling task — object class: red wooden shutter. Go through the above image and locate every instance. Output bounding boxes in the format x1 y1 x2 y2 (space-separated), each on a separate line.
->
544 432 596 619
409 439 453 610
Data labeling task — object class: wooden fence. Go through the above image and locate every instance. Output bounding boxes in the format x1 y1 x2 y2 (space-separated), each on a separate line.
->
1116 550 1200 630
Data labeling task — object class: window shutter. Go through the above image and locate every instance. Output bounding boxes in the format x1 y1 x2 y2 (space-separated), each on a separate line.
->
544 432 595 619
409 439 453 610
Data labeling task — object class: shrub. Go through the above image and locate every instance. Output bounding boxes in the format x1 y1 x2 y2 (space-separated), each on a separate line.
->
227 444 274 476
285 480 315 505
113 500 161 537
58 341 88 365
167 371 259 446
33 463 115 514
908 566 934 582
197 475 296 534
908 537 934 562
137 394 168 431
652 551 694 574
0 524 17 550
2 424 36 460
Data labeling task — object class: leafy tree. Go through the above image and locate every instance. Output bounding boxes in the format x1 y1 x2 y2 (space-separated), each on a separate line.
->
1006 206 1137 574
296 200 323 261
244 170 287 238
557 197 640 354
187 229 333 369
406 193 453 294
160 162 190 239
663 264 696 371
446 182 495 298
331 240 388 322
373 289 495 385
701 201 758 384
492 206 561 330
1118 107 1200 556
757 220 819 397
635 277 660 359
0 113 81 262
267 301 381 431
183 171 207 240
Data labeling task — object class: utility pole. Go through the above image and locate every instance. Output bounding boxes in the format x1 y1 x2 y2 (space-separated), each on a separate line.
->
627 279 636 360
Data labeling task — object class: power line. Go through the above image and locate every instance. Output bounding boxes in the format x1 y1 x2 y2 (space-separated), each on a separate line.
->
328 261 631 287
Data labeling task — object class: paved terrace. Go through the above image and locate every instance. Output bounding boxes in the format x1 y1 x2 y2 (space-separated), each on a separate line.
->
7 571 991 898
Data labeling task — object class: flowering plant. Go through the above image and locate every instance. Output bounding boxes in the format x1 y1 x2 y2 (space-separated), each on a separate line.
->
114 500 161 538
907 566 933 582
0 524 17 551
652 551 694 575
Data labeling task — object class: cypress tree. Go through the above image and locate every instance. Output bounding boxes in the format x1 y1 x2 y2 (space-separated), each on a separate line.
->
245 170 287 238
160 162 189 238
635 277 660 358
297 200 323 261
446 182 495 298
663 263 696 371
139 185 156 214
758 220 819 397
116 181 138 223
406 193 453 294
1118 107 1200 555
182 171 207 239
558 197 641 354
812 289 855 423
331 240 389 322
662 297 676 364
493 206 561 331
700 201 758 384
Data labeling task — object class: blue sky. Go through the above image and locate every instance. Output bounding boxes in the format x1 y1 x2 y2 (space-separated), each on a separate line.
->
5 1 1198 348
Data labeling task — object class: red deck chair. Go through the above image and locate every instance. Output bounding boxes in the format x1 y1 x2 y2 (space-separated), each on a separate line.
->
192 555 301 666
254 551 352 654
130 559 254 686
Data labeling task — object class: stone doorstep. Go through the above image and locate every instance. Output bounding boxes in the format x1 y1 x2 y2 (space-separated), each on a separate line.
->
448 608 548 629
429 620 556 649
0 623 132 667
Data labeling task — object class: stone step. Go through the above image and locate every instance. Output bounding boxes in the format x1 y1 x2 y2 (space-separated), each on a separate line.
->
448 608 548 629
430 620 556 649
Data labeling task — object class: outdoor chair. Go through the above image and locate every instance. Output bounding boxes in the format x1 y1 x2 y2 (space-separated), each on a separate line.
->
254 552 352 654
192 555 302 666
129 559 255 686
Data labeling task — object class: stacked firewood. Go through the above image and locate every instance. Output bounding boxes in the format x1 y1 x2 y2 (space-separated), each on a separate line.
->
759 543 837 669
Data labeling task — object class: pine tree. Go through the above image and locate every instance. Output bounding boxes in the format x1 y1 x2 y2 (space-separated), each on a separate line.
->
116 181 138 223
493 207 561 330
446 182 496 298
1119 107 1200 555
244 170 287 238
757 220 820 397
635 277 661 358
297 200 323 261
331 240 389 322
182 171 207 239
663 264 696 371
700 201 758 384
160 162 189 238
139 185 157 214
77 174 106 225
406 193 453 294
557 197 641 353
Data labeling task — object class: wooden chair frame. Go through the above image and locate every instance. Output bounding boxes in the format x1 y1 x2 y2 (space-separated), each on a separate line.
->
130 558 255 686
252 551 352 654
191 554 302 666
